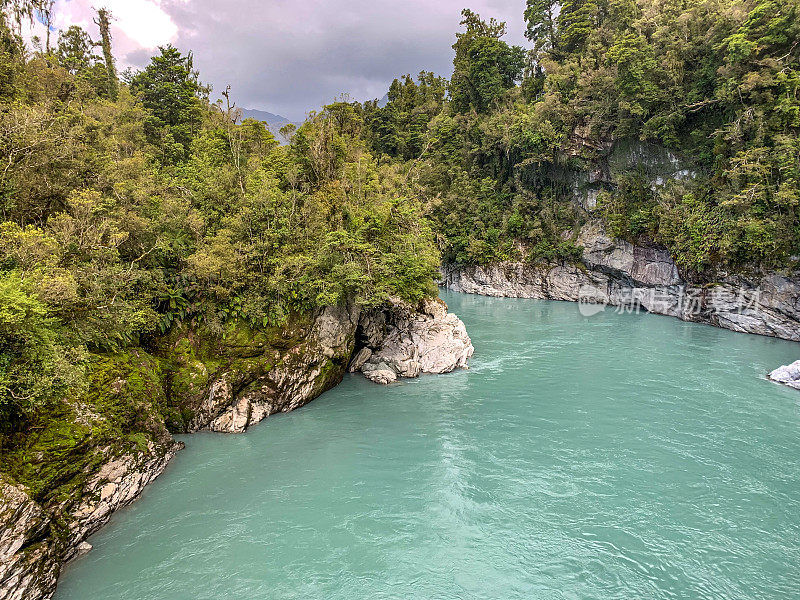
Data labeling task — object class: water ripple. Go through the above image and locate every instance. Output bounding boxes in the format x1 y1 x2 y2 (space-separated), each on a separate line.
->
55 292 800 600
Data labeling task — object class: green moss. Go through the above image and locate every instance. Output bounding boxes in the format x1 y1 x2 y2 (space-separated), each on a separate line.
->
151 318 315 431
218 314 314 353
84 351 169 437
0 311 332 508
0 402 99 502
126 432 151 453
155 335 212 432
310 358 346 398
0 350 171 503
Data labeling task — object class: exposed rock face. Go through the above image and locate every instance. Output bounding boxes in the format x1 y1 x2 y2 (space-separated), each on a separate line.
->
768 361 800 390
192 303 361 434
67 443 181 551
0 442 179 600
351 298 474 384
566 138 696 210
0 477 54 600
442 221 800 342
1 298 473 600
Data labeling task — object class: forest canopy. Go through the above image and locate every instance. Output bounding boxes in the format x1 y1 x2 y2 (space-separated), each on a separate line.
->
1 0 799 437
0 5 439 432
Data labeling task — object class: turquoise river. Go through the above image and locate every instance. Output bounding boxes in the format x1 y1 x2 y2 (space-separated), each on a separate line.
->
55 291 800 600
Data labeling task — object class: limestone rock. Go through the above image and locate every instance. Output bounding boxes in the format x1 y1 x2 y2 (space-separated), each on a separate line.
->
361 363 398 384
194 302 361 434
441 221 800 342
769 361 800 390
348 348 372 372
0 478 56 600
0 440 180 600
354 297 474 384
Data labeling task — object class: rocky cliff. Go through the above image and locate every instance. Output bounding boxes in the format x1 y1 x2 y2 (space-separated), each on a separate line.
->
350 298 474 384
0 299 472 600
442 221 800 342
0 444 179 600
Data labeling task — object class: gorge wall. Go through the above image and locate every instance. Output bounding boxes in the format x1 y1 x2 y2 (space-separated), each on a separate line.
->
443 138 800 343
442 221 800 342
0 299 473 600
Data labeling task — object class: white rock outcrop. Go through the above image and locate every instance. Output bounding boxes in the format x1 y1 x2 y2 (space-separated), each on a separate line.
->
768 361 800 390
191 303 362 434
352 298 474 384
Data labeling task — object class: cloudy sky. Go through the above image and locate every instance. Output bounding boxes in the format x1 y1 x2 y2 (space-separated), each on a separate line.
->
31 0 529 121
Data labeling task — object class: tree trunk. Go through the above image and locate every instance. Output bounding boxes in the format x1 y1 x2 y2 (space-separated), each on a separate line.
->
94 8 118 100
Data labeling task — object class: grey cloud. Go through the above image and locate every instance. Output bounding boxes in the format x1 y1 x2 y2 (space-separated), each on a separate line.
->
123 47 157 71
147 0 528 121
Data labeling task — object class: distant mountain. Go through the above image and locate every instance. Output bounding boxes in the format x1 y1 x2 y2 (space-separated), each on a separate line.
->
239 108 292 127
239 108 297 142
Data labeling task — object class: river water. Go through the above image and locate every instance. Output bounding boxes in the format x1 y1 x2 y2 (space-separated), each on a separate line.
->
55 291 800 600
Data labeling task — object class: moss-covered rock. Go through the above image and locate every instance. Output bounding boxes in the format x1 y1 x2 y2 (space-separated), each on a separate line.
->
1 302 368 600
142 306 360 434
0 350 181 600
0 350 171 504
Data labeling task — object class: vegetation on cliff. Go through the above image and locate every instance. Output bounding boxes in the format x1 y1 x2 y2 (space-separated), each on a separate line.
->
0 3 438 454
1 0 798 522
360 1 799 274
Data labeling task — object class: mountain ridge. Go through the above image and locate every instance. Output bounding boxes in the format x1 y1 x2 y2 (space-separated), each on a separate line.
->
239 108 297 141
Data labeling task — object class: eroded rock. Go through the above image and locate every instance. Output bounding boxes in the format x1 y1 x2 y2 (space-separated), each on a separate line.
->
768 361 800 390
0 478 55 600
354 297 474 384
198 303 361 433
442 221 800 342
0 441 179 600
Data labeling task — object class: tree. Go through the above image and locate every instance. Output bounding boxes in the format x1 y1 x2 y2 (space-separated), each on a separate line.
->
606 32 659 117
0 0 46 35
56 25 95 74
557 0 601 55
0 10 23 100
524 0 558 52
41 0 53 52
450 9 526 114
0 271 85 429
364 71 447 160
279 122 297 143
94 8 118 100
130 45 206 162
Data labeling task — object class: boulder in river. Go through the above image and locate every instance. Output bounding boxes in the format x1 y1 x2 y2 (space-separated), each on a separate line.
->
768 361 800 390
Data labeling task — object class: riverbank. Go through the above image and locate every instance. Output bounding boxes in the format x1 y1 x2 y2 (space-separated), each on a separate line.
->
0 298 473 600
441 221 800 342
51 291 800 600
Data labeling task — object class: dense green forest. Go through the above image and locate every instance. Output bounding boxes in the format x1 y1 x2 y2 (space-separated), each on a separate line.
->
364 1 799 272
1 0 799 473
0 1 443 461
